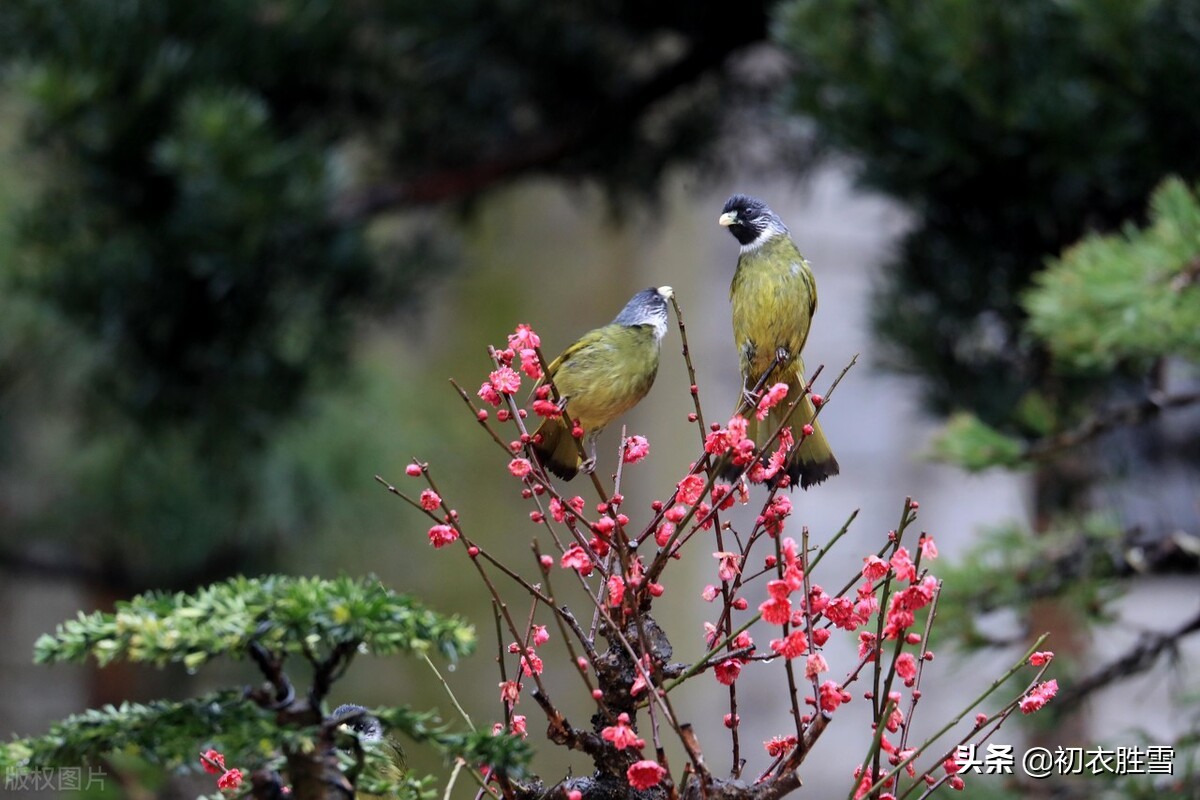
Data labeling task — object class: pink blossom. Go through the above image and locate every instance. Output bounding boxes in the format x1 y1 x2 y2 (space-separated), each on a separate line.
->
677 474 705 505
201 750 225 775
601 713 645 751
532 399 562 418
518 349 542 380
858 631 878 662
508 458 532 477
607 575 626 607
711 483 735 510
532 625 550 647
757 443 788 482
655 522 675 546
781 537 800 567
489 366 521 395
755 382 789 420
783 564 805 592
862 555 890 582
701 584 719 602
405 464 423 477
427 524 459 548
764 735 797 757
854 582 880 620
714 551 742 583
805 652 829 680
217 769 243 791
895 652 918 685
818 680 850 713
626 760 666 790
623 435 650 464
714 659 742 685
520 651 544 677
663 504 687 523
704 429 733 455
919 535 939 560
770 630 808 659
759 580 793 625
507 324 541 351
1019 679 1058 714
761 495 792 536
419 489 441 511
477 381 503 407
507 714 527 738
823 596 862 631
561 545 593 576
499 681 520 705
886 695 904 732
630 654 652 696
890 547 917 582
1029 651 1054 666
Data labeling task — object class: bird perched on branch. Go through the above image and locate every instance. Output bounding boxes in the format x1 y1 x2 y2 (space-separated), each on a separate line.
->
718 194 839 489
532 286 673 480
332 703 406 799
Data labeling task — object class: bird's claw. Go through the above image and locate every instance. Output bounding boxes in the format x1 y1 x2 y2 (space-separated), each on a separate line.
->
580 457 597 475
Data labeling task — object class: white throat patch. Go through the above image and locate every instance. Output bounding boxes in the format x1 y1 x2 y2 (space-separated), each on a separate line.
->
739 218 788 254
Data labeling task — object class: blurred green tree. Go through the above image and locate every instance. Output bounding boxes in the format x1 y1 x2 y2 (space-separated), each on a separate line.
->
777 0 1200 424
928 177 1200 797
0 0 766 590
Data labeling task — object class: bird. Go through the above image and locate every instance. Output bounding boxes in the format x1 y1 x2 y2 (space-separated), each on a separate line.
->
332 703 406 798
718 194 839 489
531 286 674 480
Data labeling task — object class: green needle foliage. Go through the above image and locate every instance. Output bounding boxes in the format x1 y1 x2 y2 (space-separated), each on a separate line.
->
3 576 518 800
932 176 1200 473
1026 177 1200 374
32 574 475 670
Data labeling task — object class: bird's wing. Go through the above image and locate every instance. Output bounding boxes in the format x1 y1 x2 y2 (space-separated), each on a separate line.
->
529 327 606 402
545 328 607 377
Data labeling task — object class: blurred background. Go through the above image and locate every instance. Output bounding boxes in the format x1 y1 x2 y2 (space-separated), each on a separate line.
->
1 1 1198 798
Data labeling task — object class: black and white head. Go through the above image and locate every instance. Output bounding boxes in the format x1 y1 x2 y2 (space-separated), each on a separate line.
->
333 703 384 743
613 286 673 341
718 194 789 250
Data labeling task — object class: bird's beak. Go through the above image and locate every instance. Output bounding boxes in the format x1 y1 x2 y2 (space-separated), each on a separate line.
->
657 286 674 299
718 211 737 227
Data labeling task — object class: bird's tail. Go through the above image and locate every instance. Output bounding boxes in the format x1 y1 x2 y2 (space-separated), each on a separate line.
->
779 391 839 489
717 372 839 490
532 417 581 481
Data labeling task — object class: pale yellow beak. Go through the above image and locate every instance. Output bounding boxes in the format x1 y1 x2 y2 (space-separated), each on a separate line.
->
657 286 674 299
718 211 737 227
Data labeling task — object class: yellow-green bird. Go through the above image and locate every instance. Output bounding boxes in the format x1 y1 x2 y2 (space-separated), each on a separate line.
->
532 286 673 480
333 704 406 799
718 194 839 489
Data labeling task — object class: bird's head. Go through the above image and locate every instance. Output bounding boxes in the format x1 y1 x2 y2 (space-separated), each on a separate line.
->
613 286 673 341
718 194 788 248
332 704 384 743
